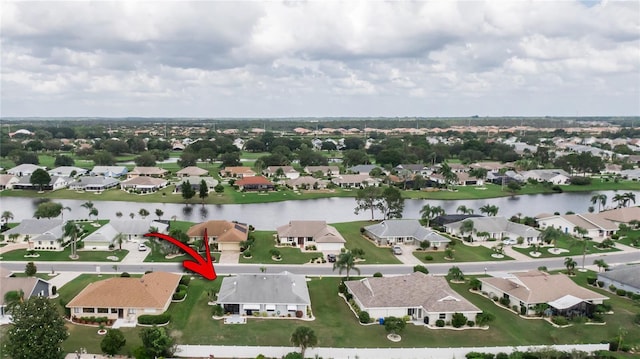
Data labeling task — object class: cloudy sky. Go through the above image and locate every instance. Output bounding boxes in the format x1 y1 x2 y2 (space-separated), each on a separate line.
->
1 1 639 118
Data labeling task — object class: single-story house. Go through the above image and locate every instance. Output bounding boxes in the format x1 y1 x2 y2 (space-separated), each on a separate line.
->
48 166 89 177
7 164 45 177
176 166 209 177
285 176 328 190
364 219 450 248
276 220 346 251
90 166 128 178
66 272 181 322
186 220 249 251
394 164 430 175
347 164 381 175
331 174 378 188
263 166 300 180
110 220 169 241
0 274 51 317
30 224 64 250
235 176 275 191
479 270 609 317
12 175 71 191
68 176 120 192
429 172 484 186
597 206 640 226
432 214 484 227
120 176 169 193
620 169 640 180
82 223 119 250
3 219 63 242
0 174 19 190
174 177 219 193
128 166 168 178
219 166 256 178
217 272 311 318
522 169 570 185
597 265 640 295
304 166 340 177
345 272 481 325
445 217 541 244
537 213 618 239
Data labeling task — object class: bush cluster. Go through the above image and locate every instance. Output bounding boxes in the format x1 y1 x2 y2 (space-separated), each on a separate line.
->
435 319 445 327
551 316 568 326
137 313 171 325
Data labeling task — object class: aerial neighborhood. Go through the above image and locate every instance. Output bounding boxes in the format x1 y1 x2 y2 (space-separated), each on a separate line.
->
0 117 639 358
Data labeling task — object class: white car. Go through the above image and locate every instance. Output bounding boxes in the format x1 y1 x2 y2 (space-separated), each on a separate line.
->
392 245 403 255
502 239 517 245
138 243 147 251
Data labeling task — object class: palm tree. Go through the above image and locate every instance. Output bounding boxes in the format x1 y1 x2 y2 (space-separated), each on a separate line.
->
129 212 135 219
479 204 499 216
88 208 98 220
438 162 458 189
623 192 636 207
114 233 126 251
446 266 464 282
3 289 25 315
155 209 164 220
290 326 318 358
115 211 123 218
564 257 577 276
1 210 14 225
138 208 149 219
593 259 609 272
81 201 94 218
612 193 625 208
419 204 445 227
332 251 360 280
459 219 475 241
590 194 607 212
64 221 80 259
456 205 474 215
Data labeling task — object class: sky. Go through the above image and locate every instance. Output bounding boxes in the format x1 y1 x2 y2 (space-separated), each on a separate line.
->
1 1 639 118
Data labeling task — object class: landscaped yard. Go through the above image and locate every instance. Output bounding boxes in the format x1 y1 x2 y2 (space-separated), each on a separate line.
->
332 221 402 264
512 235 620 259
0 248 128 262
616 229 640 248
239 230 322 264
413 239 514 263
144 249 221 263
46 268 640 354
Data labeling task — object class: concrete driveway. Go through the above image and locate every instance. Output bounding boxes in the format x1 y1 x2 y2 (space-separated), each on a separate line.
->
392 243 423 265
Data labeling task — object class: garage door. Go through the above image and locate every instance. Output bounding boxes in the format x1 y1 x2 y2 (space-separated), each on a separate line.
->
317 243 344 252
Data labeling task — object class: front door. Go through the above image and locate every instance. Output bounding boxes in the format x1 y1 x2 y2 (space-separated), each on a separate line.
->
298 237 304 247
118 309 123 319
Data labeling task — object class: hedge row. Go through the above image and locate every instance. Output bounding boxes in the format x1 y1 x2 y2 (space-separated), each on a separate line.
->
138 313 171 325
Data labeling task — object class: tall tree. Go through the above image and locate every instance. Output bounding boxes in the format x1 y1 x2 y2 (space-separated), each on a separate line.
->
89 207 99 220
199 179 209 205
290 326 318 358
138 326 174 358
30 168 51 192
332 251 360 280
25 262 37 277
2 210 14 224
155 208 164 220
456 205 473 215
181 181 196 203
479 204 499 216
138 208 150 219
81 201 95 218
590 194 607 212
5 296 68 359
564 257 577 276
101 328 126 355
34 201 63 219
354 186 383 220
419 204 445 227
438 162 458 189
380 186 404 219
64 221 80 259
593 259 609 272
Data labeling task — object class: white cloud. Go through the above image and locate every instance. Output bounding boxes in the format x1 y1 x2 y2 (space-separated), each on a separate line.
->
1 0 638 117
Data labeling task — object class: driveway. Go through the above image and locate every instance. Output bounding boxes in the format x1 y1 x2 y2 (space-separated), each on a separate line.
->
393 243 423 265
120 239 151 263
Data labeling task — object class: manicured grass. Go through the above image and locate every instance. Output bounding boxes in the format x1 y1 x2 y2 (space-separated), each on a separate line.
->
239 230 321 264
0 248 128 262
226 186 354 204
512 237 620 259
167 220 196 233
144 250 221 263
413 239 514 263
332 221 402 264
10 272 55 280
616 229 640 247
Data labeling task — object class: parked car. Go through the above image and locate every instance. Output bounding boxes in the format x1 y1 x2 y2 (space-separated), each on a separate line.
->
327 254 336 262
502 239 517 245
392 245 403 255
138 243 147 251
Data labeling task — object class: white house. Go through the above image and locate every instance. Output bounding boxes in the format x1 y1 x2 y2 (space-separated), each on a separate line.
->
48 166 89 177
522 169 570 185
7 164 45 177
276 220 346 251
537 213 618 240
68 176 120 192
263 166 300 180
364 219 450 248
3 219 63 242
331 174 378 188
445 217 540 244
90 166 128 178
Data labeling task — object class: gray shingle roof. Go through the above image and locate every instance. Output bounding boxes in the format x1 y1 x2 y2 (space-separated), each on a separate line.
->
218 272 311 305
69 176 119 187
4 219 63 235
83 223 119 244
447 217 540 238
109 220 168 235
365 219 449 243
345 272 480 313
598 265 640 291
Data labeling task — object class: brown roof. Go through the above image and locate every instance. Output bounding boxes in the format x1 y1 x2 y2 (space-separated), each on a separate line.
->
176 166 208 176
0 277 48 305
599 206 640 224
276 221 345 243
235 176 273 186
186 220 248 243
121 176 168 186
66 272 181 309
221 167 255 176
480 270 608 304
345 272 481 313
130 167 168 176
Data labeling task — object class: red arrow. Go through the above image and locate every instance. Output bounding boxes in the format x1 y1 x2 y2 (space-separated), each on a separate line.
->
144 229 217 280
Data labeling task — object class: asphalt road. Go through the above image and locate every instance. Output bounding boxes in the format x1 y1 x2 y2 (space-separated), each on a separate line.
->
3 251 638 277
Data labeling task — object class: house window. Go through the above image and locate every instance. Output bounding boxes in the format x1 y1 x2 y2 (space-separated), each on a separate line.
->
38 241 42 245
439 313 446 319
128 309 136 314
111 309 118 313
83 308 95 313
97 308 108 313
74 308 80 313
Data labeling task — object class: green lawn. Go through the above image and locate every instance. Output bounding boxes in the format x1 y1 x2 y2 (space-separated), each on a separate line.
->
239 230 321 264
413 239 514 263
512 236 620 259
0 248 128 262
144 249 221 263
616 229 640 247
332 221 402 264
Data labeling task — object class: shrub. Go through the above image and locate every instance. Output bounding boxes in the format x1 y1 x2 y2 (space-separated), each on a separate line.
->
243 250 252 258
212 304 224 317
467 321 474 327
609 284 617 292
551 185 563 193
173 290 186 300
496 353 509 359
435 319 445 327
180 276 191 286
177 284 188 293
344 293 353 301
469 278 482 291
591 313 604 323
616 289 627 296
586 277 596 285
569 176 591 185
511 305 519 312
295 310 303 318
137 313 171 325
338 281 347 294
552 316 568 326
373 272 383 277
358 311 371 324
499 297 510 307
424 255 434 261
597 281 604 287
413 265 429 274
476 312 495 326
52 285 57 296
120 272 130 277
520 305 527 316
451 313 467 328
